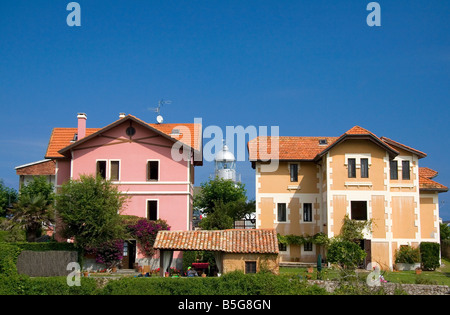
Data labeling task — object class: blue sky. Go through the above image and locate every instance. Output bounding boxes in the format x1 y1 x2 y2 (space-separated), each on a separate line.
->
0 1 449 219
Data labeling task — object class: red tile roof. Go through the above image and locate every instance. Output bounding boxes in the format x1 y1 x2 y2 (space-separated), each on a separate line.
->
248 136 338 161
45 115 201 159
381 137 427 158
248 126 405 162
419 167 439 179
153 229 279 254
45 128 101 158
419 167 447 192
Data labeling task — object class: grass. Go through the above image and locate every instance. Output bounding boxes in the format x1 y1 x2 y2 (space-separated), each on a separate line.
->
279 258 450 286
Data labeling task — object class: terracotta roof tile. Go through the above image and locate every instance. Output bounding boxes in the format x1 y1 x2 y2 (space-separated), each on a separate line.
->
419 175 448 192
419 167 438 179
248 136 339 161
381 137 427 158
248 126 431 162
45 128 101 158
153 229 279 254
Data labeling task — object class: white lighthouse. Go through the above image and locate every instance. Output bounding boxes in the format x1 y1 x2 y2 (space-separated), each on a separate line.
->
214 142 238 182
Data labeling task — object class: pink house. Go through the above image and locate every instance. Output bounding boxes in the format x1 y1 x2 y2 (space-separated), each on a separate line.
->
43 113 203 269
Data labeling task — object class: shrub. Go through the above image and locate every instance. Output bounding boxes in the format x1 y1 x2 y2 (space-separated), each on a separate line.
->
126 218 170 257
327 239 366 270
395 246 421 264
101 271 328 295
0 275 97 295
0 243 21 275
419 242 440 271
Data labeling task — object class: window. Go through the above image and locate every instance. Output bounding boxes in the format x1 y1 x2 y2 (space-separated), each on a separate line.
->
147 161 159 181
245 261 257 274
96 161 107 179
303 203 312 222
348 158 356 178
304 242 313 252
110 161 120 181
290 164 298 182
278 243 287 252
147 200 158 220
402 160 410 180
277 203 287 222
390 160 398 180
351 201 368 221
361 158 369 178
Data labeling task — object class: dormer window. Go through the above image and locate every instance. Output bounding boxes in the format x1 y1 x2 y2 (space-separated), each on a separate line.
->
319 139 328 145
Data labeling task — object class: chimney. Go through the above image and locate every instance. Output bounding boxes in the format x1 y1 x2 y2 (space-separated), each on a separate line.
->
119 113 126 119
77 113 87 140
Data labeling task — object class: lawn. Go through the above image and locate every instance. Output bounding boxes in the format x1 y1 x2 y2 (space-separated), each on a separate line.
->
279 258 450 286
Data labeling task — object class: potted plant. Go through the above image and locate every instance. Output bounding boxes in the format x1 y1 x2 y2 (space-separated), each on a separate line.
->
394 246 421 271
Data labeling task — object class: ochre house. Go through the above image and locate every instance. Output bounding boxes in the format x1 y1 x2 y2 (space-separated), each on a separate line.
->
248 126 447 270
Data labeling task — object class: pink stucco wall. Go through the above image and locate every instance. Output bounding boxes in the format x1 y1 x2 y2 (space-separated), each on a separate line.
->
56 119 194 244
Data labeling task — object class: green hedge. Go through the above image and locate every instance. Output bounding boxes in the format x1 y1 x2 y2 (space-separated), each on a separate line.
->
0 274 98 295
420 242 440 271
101 271 328 295
0 243 21 275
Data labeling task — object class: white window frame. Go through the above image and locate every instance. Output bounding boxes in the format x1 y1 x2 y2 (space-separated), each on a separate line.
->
109 159 121 181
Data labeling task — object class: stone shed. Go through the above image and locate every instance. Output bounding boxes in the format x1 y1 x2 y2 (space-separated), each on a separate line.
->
153 229 279 275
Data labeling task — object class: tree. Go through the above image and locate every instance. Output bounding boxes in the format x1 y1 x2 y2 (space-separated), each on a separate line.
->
0 180 18 217
440 223 450 241
8 176 55 242
194 178 254 230
56 175 128 250
19 176 54 206
327 239 366 271
10 194 54 242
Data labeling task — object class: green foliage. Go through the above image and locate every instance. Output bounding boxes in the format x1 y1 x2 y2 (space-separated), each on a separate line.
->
194 177 247 215
440 223 450 241
56 175 128 249
10 193 55 242
199 200 235 230
277 232 329 247
195 178 254 230
327 239 366 270
101 271 328 295
419 242 440 271
0 243 21 275
339 215 372 242
394 245 421 264
0 179 17 217
19 176 54 206
0 274 98 295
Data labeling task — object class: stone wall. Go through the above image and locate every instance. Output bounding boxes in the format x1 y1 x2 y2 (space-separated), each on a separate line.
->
309 280 449 295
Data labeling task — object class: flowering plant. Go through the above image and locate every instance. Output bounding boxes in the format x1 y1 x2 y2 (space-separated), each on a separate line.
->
85 239 124 269
126 219 170 257
169 267 180 276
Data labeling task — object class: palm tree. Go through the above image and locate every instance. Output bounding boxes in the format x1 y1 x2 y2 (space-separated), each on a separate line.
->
10 193 54 242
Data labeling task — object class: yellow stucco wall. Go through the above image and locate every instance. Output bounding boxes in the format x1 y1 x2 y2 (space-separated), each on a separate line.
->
329 140 387 191
420 195 437 239
222 253 279 275
391 196 416 239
